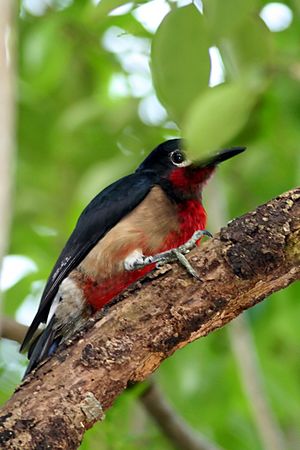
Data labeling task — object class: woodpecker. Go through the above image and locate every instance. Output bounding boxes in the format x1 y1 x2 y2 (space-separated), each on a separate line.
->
21 139 245 376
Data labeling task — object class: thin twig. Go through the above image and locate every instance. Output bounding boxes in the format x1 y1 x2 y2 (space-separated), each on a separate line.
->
207 179 286 450
140 380 224 450
229 316 286 450
0 317 28 345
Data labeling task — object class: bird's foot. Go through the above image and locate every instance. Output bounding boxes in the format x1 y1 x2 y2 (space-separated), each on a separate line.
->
124 229 212 279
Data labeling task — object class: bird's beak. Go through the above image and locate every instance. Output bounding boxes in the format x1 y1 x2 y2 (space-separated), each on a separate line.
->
194 146 246 168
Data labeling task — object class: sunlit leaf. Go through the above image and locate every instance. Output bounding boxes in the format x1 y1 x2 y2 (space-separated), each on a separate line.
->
151 4 210 124
184 82 258 158
219 17 274 78
95 0 136 17
203 0 258 40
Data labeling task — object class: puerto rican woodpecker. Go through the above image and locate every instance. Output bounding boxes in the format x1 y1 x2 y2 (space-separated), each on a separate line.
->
21 139 245 376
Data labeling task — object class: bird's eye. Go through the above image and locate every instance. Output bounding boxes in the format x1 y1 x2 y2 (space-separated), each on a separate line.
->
171 150 184 165
170 150 190 167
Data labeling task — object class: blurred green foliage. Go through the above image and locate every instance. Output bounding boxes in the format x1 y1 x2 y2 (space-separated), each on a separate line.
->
1 0 300 449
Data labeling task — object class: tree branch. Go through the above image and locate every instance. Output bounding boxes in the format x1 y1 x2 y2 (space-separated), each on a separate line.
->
0 188 299 449
0 318 223 450
0 317 28 345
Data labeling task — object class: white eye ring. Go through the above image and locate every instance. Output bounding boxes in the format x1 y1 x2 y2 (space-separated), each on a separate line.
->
170 150 192 167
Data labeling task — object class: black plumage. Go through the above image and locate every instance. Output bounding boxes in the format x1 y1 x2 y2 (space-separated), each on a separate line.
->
21 139 183 353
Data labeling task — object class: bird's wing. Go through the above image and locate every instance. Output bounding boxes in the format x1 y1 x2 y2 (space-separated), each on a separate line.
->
21 171 157 350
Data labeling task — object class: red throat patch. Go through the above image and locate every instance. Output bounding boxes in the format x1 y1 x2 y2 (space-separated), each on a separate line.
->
169 166 215 192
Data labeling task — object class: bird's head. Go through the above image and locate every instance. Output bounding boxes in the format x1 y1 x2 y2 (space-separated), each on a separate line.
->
137 139 246 199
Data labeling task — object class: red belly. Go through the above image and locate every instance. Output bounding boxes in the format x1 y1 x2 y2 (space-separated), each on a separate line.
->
82 265 154 310
84 199 206 310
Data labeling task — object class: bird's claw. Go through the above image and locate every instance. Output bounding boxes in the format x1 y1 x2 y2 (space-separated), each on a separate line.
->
124 229 212 279
172 249 202 280
177 229 212 255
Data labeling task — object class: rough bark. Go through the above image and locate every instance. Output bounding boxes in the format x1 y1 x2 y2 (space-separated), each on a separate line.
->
0 188 299 450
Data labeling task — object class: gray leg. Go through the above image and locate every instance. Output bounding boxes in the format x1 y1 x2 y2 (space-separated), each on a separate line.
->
172 249 201 280
124 229 212 279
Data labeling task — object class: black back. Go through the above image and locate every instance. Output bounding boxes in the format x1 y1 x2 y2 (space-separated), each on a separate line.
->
21 170 160 350
21 139 185 351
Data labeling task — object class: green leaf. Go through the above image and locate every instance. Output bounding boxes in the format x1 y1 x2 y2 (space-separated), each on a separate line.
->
184 82 258 159
21 20 71 94
219 17 274 79
151 5 210 124
203 0 258 40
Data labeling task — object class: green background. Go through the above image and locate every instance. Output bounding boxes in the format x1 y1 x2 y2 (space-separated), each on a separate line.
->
1 1 299 449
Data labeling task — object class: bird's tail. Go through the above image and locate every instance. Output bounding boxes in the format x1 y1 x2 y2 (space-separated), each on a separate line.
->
22 317 61 379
